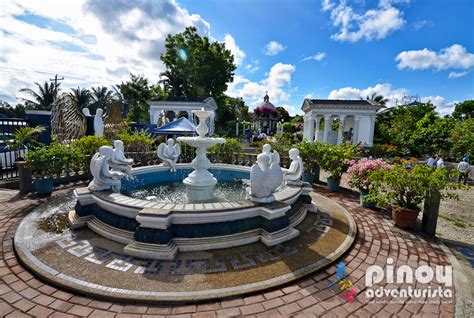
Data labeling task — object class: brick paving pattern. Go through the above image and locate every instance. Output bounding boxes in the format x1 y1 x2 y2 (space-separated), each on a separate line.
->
0 184 456 317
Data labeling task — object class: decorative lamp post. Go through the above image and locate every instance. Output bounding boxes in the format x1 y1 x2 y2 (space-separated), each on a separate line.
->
236 117 239 137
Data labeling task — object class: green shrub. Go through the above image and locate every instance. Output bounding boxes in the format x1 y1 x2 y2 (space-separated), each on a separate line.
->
208 137 243 162
26 142 85 178
317 143 360 180
367 164 467 210
70 135 111 158
117 130 156 152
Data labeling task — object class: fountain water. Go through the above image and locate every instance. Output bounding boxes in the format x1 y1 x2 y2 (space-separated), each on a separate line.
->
177 109 225 202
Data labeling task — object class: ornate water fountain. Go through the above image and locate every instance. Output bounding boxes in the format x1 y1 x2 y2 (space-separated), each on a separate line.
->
177 109 225 202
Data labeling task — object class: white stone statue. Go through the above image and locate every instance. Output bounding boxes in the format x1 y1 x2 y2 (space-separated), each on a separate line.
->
88 146 124 192
109 140 133 179
94 108 104 137
262 143 280 165
82 107 104 137
157 138 181 172
247 153 283 203
283 148 304 186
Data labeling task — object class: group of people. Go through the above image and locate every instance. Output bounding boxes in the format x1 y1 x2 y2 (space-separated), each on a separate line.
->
426 155 470 184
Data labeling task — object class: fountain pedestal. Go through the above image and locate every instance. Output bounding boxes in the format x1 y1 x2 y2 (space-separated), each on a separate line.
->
177 110 225 202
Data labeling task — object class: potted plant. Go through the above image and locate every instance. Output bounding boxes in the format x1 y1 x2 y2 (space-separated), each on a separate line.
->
346 157 392 207
318 143 359 191
26 142 84 194
296 141 323 183
6 125 45 162
367 164 465 229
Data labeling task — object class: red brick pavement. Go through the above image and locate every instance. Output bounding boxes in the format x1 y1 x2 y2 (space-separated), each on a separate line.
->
0 184 456 317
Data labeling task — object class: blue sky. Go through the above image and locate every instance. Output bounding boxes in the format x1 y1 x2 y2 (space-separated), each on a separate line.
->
1 0 473 115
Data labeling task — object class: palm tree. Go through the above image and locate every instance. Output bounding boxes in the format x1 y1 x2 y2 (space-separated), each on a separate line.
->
67 87 91 110
90 86 115 113
366 93 389 107
19 82 59 111
159 70 186 97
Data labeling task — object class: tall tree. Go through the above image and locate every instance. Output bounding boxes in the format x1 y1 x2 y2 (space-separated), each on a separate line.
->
90 86 115 113
117 73 151 123
452 100 474 119
276 106 290 122
161 26 236 98
366 93 389 106
19 81 59 111
67 87 91 110
159 70 186 97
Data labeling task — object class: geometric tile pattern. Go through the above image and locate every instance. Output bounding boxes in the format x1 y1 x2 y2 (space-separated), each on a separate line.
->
0 184 456 317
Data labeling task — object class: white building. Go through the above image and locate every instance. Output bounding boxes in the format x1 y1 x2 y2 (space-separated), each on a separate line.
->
148 97 217 126
301 99 380 146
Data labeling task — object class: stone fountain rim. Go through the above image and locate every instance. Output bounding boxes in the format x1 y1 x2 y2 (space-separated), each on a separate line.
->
75 163 308 217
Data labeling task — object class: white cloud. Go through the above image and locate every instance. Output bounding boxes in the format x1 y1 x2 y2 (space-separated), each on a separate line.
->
412 20 429 31
396 44 474 71
304 93 315 99
0 0 243 103
322 0 405 42
448 71 469 79
226 63 296 109
281 104 298 116
245 64 259 73
302 52 327 62
328 83 408 107
224 34 245 66
264 41 286 56
327 83 458 115
436 100 458 116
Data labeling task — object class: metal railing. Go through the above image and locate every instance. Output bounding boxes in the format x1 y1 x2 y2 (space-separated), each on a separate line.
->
0 118 30 180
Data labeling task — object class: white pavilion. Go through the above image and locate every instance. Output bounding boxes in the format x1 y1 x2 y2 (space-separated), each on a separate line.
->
148 97 217 126
301 99 380 146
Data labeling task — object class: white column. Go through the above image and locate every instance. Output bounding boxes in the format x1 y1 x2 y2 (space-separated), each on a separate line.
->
353 115 360 145
368 115 376 146
303 116 309 140
307 116 315 142
314 116 320 141
323 115 331 143
337 115 346 144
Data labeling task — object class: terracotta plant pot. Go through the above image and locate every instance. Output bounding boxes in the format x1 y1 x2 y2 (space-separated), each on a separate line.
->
391 206 420 229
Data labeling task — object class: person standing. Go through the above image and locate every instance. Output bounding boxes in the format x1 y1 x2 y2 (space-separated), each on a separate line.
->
457 157 470 184
436 157 445 169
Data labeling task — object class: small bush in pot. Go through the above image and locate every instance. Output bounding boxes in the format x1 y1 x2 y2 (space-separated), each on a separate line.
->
318 143 360 191
26 142 85 194
296 141 324 183
367 164 466 229
346 157 392 207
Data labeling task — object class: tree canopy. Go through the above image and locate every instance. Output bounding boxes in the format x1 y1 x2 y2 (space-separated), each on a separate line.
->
160 26 236 98
19 81 59 111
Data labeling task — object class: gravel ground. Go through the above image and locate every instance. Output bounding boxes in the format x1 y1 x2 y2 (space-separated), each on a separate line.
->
318 170 474 245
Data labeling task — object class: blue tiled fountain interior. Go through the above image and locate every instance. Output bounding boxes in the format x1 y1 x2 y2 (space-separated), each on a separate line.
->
121 168 250 192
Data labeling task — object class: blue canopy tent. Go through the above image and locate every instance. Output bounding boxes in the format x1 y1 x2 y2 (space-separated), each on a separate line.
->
153 117 197 136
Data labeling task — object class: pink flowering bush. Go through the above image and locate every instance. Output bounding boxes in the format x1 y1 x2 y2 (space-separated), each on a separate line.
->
346 158 392 192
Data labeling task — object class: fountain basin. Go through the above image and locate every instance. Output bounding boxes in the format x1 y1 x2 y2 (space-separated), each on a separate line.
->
69 164 313 260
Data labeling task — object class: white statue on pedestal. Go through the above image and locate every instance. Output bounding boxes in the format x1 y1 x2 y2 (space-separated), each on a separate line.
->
94 108 104 137
109 140 133 179
88 146 124 192
262 143 280 165
82 107 104 137
247 153 283 203
157 139 181 172
283 148 304 186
